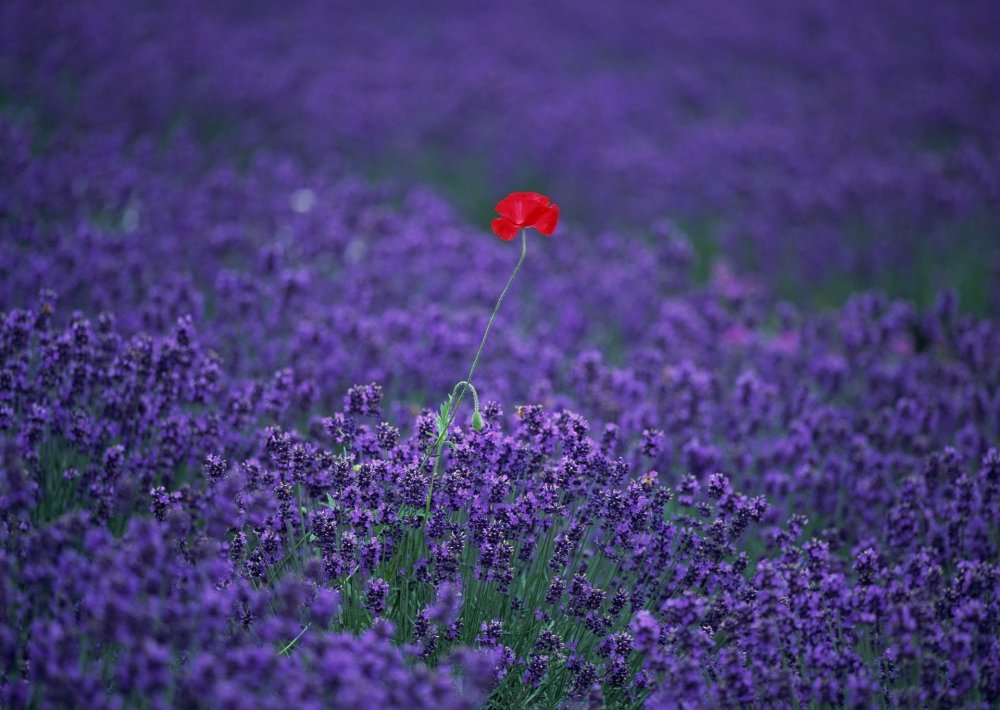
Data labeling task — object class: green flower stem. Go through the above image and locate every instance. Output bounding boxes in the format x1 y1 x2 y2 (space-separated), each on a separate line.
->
449 380 481 419
422 228 528 515
278 623 311 655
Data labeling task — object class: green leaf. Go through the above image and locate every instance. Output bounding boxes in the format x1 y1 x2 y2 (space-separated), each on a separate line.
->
436 394 455 434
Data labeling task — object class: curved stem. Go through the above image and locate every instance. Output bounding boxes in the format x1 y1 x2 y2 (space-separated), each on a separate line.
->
450 380 480 416
421 229 528 513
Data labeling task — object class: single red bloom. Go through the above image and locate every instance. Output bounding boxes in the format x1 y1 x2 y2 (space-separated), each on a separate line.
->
491 191 559 240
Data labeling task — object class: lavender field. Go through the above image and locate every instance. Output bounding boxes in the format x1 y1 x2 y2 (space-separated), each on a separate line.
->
2 1 999 708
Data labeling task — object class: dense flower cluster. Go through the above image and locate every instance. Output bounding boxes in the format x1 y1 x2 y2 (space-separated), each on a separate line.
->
2 295 998 706
2 1 1000 707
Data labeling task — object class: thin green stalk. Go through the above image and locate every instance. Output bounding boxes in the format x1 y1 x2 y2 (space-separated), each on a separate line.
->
422 229 529 514
278 623 311 655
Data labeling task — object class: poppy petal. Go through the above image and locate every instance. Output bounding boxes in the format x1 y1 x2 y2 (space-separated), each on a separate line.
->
491 217 520 241
496 192 551 226
533 204 559 236
495 194 531 226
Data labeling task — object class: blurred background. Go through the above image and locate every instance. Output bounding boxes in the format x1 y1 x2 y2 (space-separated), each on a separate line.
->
2 0 999 313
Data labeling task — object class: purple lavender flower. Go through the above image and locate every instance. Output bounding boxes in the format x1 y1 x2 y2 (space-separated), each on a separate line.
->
364 578 390 617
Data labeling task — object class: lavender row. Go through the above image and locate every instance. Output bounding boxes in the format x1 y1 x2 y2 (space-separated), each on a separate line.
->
1 278 998 705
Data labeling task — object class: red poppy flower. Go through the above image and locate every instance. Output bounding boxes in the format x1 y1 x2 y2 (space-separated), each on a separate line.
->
491 192 559 241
